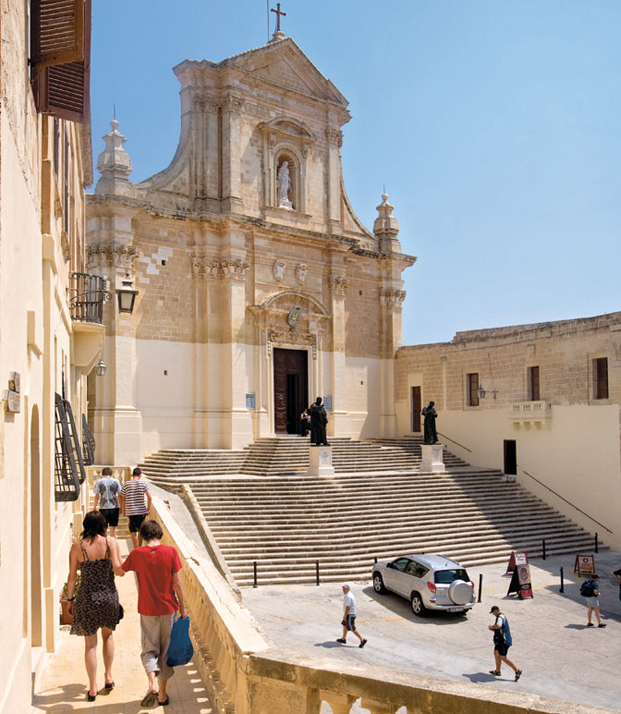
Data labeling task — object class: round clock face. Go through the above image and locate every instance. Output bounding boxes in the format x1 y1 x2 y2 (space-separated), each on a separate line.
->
288 306 302 326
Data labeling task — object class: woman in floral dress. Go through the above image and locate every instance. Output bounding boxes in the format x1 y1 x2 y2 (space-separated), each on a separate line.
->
65 510 125 701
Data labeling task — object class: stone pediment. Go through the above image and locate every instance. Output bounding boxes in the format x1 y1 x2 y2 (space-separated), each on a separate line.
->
224 38 348 108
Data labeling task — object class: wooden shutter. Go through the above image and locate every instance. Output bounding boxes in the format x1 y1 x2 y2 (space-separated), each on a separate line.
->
31 0 91 123
31 0 85 67
468 373 479 407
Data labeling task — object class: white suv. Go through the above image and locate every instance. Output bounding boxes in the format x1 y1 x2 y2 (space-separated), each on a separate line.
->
372 554 475 616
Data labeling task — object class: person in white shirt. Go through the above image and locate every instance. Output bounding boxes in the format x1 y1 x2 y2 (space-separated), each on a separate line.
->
336 584 367 648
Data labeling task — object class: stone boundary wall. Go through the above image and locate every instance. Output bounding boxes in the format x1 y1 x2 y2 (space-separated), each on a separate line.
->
149 495 610 714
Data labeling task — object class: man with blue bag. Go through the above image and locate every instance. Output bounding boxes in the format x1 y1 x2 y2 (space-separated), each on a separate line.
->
122 520 188 708
488 605 522 681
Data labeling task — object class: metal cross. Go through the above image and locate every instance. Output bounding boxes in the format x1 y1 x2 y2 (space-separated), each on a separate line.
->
271 3 286 32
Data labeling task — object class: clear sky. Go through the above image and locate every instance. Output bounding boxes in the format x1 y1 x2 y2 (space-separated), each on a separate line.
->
90 0 621 345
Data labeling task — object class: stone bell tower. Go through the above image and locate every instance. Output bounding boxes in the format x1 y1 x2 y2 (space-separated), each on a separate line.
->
87 30 416 463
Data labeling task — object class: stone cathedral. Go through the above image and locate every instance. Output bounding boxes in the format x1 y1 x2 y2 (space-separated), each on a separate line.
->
87 31 416 463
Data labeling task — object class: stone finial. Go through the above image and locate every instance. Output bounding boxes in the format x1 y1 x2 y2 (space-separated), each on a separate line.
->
95 119 134 196
373 193 400 245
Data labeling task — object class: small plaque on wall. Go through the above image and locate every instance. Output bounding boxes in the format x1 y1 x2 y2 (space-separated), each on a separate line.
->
246 393 256 409
323 395 332 411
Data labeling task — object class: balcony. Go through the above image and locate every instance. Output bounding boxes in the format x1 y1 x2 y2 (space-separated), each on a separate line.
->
509 400 552 430
68 272 109 375
68 272 109 324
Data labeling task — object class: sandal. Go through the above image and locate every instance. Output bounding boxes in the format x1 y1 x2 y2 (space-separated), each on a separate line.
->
489 670 501 676
140 690 159 708
515 670 522 681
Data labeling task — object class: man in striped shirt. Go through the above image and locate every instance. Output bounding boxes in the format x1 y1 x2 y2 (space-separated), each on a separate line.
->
120 467 152 549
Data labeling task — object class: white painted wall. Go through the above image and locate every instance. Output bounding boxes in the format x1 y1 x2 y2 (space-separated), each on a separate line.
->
431 405 621 550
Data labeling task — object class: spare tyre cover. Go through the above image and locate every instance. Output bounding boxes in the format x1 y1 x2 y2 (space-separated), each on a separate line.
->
448 579 473 605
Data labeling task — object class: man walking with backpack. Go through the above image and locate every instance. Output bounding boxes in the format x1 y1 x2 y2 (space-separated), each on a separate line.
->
488 605 522 681
581 574 606 628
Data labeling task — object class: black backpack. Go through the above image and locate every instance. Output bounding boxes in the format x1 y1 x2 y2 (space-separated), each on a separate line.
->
580 580 595 597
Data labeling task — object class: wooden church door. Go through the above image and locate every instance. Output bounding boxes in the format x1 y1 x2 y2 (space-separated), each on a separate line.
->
273 348 308 434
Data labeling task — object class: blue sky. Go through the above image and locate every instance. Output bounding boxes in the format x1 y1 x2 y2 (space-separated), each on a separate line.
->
90 0 621 345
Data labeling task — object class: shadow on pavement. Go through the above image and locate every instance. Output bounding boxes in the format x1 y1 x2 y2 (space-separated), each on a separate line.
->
362 585 471 626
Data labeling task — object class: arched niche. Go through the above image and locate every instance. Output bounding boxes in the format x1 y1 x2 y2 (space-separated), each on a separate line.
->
258 117 315 214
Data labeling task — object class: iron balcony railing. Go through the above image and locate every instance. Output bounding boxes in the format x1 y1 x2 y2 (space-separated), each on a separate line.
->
67 272 110 324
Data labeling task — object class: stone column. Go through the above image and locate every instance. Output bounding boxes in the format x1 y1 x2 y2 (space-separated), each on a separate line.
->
329 272 348 436
221 95 244 213
325 128 343 234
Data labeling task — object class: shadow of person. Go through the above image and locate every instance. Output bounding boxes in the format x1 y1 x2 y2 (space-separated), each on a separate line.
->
314 640 347 648
462 672 499 683
32 682 89 709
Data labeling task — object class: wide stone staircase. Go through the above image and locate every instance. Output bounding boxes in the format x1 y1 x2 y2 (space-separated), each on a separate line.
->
139 437 600 586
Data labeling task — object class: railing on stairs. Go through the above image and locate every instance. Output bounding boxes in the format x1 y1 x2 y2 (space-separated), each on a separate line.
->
519 467 613 534
437 431 473 453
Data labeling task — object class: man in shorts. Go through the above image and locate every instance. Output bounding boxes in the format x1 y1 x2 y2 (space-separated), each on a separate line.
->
488 605 521 680
93 466 122 537
584 574 606 627
122 520 187 708
120 467 152 549
336 584 367 648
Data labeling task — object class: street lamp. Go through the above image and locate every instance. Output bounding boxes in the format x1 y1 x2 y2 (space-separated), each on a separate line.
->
116 273 138 314
95 359 107 377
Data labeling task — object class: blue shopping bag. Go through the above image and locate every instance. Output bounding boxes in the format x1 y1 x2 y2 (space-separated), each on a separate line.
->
167 616 194 666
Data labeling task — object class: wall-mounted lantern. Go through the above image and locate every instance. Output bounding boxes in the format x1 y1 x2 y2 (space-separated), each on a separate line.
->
95 359 107 377
116 273 138 314
477 385 498 400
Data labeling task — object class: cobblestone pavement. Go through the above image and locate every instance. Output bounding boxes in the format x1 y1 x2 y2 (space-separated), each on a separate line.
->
242 550 621 713
32 539 213 714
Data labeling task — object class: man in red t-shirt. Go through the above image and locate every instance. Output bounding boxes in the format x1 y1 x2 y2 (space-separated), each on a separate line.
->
122 520 187 708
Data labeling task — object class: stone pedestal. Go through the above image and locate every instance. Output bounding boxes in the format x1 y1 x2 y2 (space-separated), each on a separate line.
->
420 444 446 473
307 446 335 476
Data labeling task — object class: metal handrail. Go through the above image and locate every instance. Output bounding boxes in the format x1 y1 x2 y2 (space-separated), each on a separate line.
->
520 468 613 534
437 431 473 453
67 272 110 324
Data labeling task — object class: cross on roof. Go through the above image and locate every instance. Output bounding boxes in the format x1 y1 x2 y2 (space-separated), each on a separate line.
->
271 3 286 32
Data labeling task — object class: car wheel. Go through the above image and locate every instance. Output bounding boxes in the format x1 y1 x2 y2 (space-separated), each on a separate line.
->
410 592 427 616
372 572 385 593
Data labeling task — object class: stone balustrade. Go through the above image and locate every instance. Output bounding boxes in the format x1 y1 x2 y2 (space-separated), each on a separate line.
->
509 400 552 429
150 495 589 714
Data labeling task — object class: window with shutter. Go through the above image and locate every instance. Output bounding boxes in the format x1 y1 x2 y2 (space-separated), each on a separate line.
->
467 373 479 407
31 0 91 123
595 358 609 400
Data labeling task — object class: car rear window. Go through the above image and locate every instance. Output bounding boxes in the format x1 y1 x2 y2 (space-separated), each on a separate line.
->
434 569 469 584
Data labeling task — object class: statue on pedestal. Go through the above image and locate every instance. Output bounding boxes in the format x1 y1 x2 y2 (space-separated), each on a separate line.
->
422 401 438 444
309 397 329 446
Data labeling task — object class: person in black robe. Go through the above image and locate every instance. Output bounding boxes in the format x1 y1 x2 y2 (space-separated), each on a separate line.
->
308 397 329 446
422 401 438 444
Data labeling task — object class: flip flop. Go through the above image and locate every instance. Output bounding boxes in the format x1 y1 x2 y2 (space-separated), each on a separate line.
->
140 690 159 708
158 697 170 706
489 670 501 676
515 670 522 681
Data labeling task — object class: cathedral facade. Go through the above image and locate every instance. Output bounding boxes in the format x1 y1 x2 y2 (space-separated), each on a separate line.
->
87 34 416 462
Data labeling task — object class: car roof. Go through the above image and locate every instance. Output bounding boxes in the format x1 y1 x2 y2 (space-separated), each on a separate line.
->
403 554 464 570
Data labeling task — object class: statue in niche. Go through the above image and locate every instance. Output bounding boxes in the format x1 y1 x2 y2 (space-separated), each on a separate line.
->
277 160 293 209
422 401 438 444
